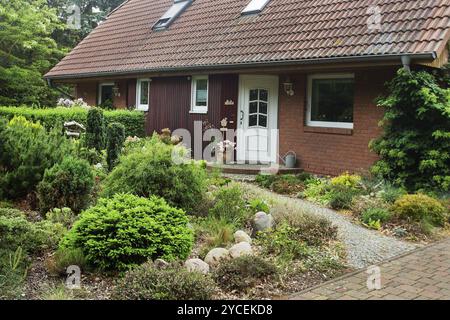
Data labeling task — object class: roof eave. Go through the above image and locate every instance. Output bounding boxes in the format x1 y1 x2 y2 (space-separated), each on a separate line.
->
44 52 438 81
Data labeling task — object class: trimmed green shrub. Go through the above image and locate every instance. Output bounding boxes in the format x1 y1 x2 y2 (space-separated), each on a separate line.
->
101 135 208 214
361 208 392 225
391 194 447 227
60 194 194 271
114 261 216 300
371 69 450 192
106 122 126 171
0 116 74 199
213 256 277 291
209 185 248 226
37 157 95 214
0 106 145 137
85 108 106 152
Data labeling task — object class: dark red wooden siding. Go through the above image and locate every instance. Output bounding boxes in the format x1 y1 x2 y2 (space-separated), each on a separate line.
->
146 74 239 137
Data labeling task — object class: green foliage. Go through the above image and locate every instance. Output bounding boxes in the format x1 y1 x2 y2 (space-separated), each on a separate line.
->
361 208 392 225
255 173 311 194
257 223 315 261
331 173 362 189
378 183 408 204
328 185 361 210
0 116 73 199
191 216 236 258
85 108 106 152
0 0 66 106
248 198 270 214
213 256 277 291
60 194 194 271
37 156 94 213
101 135 208 214
299 177 332 205
46 207 77 229
106 122 126 171
114 261 216 300
371 69 450 192
391 194 447 227
0 106 146 137
46 247 88 276
209 185 248 226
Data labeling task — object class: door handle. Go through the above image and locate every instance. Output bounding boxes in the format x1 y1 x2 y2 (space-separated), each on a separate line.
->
240 110 244 125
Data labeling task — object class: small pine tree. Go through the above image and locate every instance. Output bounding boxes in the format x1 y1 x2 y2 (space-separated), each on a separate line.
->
106 122 126 171
85 108 106 152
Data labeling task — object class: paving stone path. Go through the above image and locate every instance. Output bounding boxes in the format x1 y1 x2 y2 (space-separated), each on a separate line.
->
291 238 450 300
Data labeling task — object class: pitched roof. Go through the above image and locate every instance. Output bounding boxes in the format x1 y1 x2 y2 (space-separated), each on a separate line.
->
46 0 450 79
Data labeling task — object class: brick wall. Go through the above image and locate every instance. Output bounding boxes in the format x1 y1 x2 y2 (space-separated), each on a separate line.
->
75 82 97 106
279 67 396 176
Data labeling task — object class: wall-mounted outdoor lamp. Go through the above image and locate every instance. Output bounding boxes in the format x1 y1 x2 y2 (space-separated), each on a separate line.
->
113 82 120 97
283 77 295 96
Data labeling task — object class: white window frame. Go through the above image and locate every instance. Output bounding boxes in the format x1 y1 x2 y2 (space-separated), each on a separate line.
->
190 75 209 114
242 0 271 15
136 79 150 111
306 73 355 129
98 82 114 106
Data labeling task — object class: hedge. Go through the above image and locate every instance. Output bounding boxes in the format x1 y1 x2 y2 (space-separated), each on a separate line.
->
0 106 146 137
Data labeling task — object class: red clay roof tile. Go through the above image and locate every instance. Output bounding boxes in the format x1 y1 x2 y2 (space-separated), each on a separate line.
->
46 0 450 78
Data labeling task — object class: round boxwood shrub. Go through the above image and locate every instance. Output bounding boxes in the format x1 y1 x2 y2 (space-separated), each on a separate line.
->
391 194 447 226
60 194 194 271
114 261 216 300
37 157 95 214
101 135 208 214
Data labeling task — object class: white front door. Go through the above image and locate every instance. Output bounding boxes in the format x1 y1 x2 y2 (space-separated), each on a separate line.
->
237 75 279 163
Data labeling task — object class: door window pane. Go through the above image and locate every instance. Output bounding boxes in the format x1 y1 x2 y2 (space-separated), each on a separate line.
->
259 89 268 102
249 102 258 114
259 115 267 128
249 115 258 127
100 85 113 105
259 102 267 114
250 89 258 101
248 88 269 128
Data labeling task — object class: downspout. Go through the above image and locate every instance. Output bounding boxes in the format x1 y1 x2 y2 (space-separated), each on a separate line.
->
401 55 412 72
46 78 75 100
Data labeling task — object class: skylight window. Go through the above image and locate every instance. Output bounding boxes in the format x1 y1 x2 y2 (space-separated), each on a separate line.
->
153 0 193 31
242 0 271 15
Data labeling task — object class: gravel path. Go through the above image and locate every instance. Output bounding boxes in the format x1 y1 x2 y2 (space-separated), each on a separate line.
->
240 183 418 269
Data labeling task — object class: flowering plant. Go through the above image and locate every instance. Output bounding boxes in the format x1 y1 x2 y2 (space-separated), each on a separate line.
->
57 98 89 109
216 140 236 153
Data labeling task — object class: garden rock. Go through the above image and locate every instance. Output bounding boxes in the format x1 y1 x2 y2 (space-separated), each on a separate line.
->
253 212 274 233
229 242 253 259
184 258 210 274
204 248 230 267
154 259 169 269
234 230 252 244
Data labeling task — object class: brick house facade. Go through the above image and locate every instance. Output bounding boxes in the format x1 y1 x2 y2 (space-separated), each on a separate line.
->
45 0 450 176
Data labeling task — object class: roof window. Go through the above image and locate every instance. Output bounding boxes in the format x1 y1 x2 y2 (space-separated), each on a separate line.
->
153 0 192 31
242 0 271 15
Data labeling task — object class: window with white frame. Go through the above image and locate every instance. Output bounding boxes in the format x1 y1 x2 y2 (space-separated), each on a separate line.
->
98 82 114 106
307 74 355 129
136 79 150 111
191 76 208 114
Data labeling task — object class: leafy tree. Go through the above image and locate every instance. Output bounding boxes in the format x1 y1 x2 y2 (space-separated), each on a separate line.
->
370 69 450 192
0 0 67 106
48 0 124 48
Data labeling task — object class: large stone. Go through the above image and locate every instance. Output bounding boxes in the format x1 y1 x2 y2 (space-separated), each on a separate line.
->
234 230 252 244
253 211 274 233
185 259 210 274
204 248 230 267
154 259 169 269
229 242 253 259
